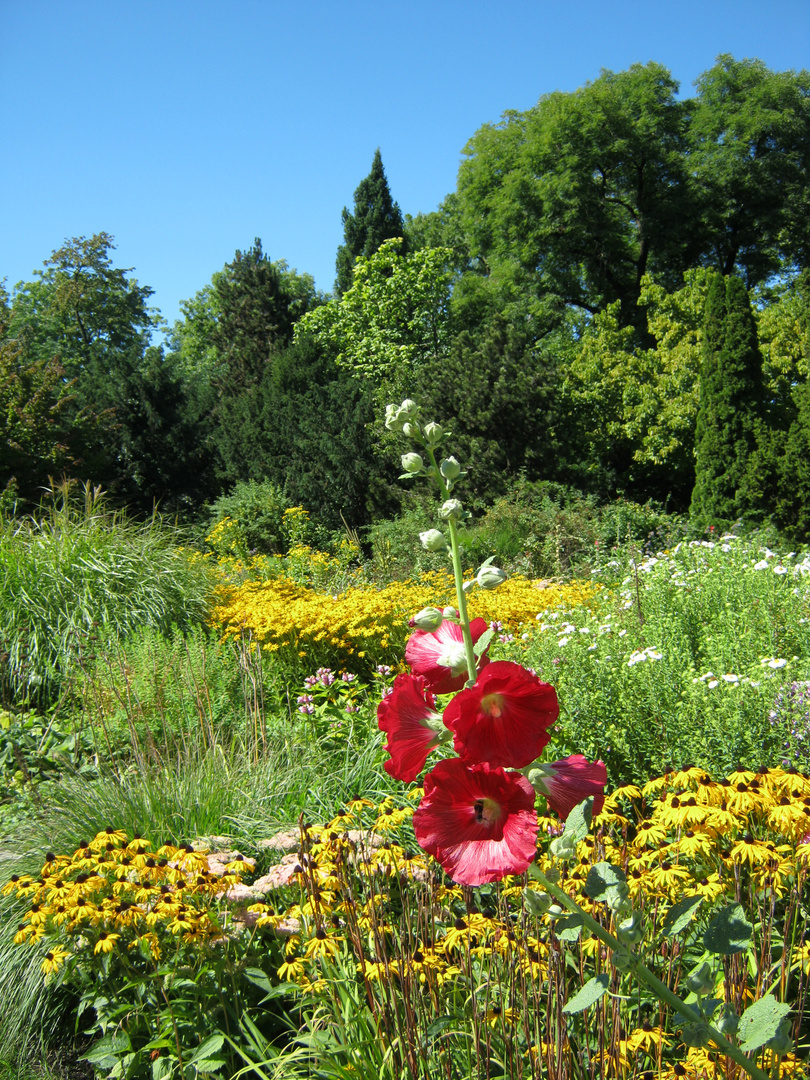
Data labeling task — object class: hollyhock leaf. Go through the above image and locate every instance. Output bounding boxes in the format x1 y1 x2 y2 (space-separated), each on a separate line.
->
554 914 584 942
445 661 558 769
413 758 539 886
473 628 494 657
562 974 610 1014
584 862 627 902
703 903 752 955
562 797 594 843
405 618 490 696
377 674 444 783
737 998 791 1054
661 895 703 938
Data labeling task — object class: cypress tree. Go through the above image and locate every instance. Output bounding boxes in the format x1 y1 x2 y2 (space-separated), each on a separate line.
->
690 273 764 526
335 149 406 294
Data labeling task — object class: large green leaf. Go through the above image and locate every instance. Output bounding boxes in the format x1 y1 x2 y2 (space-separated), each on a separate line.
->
737 997 792 1053
584 862 627 902
661 894 703 937
703 903 752 955
562 974 610 1014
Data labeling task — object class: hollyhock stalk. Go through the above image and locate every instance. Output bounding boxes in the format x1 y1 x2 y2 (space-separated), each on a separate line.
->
529 864 770 1080
424 442 477 686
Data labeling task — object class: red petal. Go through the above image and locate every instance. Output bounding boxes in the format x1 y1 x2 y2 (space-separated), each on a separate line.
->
413 758 538 885
541 755 608 820
404 618 490 695
377 674 444 782
445 661 558 768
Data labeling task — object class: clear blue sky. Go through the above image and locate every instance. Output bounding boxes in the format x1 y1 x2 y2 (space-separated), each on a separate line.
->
2 0 808 332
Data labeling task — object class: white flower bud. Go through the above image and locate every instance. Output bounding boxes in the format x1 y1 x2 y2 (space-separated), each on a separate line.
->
409 607 444 632
442 606 458 619
401 452 424 474
402 421 421 439
385 404 405 432
419 529 448 552
440 456 461 480
439 498 463 521
424 421 443 445
476 564 507 590
399 399 419 416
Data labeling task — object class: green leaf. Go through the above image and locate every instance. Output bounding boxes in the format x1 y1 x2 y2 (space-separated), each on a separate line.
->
242 967 273 993
703 903 753 955
661 894 703 937
737 997 791 1053
80 1031 132 1067
473 628 494 657
584 862 627 902
555 914 584 942
562 974 610 1014
563 798 594 843
188 1034 225 1065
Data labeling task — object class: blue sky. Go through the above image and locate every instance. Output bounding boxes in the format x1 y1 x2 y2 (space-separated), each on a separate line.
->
2 0 809 331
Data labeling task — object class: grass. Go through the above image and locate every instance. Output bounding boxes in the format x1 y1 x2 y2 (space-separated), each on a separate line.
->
0 482 216 707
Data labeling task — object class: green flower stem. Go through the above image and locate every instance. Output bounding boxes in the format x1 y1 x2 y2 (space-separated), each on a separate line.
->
530 867 770 1080
426 447 477 685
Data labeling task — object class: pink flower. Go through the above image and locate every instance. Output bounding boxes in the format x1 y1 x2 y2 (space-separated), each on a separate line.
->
444 661 559 769
377 674 446 782
534 754 608 821
404 617 490 695
413 758 539 886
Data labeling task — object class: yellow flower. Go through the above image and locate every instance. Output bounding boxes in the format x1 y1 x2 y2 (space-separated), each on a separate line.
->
278 958 307 982
303 930 343 960
93 931 121 954
41 946 70 975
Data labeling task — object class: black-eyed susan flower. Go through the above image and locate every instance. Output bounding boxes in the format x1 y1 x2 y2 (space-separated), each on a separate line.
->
41 945 70 975
93 931 121 954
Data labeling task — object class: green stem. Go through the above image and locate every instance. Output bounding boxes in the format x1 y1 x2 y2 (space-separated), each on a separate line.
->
426 447 477 685
530 868 770 1080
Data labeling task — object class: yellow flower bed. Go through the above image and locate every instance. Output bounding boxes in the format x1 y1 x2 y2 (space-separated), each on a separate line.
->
209 569 600 670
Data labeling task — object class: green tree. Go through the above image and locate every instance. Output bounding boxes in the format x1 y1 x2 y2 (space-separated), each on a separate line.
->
0 285 82 504
690 56 810 286
299 239 453 397
690 274 764 525
335 149 407 295
455 62 695 331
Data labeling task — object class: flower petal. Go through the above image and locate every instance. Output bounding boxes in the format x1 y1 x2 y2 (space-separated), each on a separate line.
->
413 758 538 885
444 660 558 768
404 617 490 695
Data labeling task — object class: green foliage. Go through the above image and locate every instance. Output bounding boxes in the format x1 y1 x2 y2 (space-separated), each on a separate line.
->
500 536 810 785
261 334 379 529
689 55 810 285
413 314 561 505
0 285 83 505
691 274 764 526
335 149 406 295
206 479 293 557
298 238 453 393
456 62 694 329
0 482 215 706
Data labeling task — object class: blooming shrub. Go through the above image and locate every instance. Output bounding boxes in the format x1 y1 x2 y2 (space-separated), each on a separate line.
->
4 830 289 1077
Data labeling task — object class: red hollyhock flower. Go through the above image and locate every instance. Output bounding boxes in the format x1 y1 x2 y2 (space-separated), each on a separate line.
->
444 660 559 769
377 674 446 782
535 754 608 821
412 758 539 886
404 617 490 695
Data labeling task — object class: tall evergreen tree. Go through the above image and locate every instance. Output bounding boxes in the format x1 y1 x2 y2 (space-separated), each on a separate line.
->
335 150 406 294
690 273 764 525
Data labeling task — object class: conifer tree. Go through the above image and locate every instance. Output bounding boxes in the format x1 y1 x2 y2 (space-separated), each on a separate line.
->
690 273 763 525
335 149 406 294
